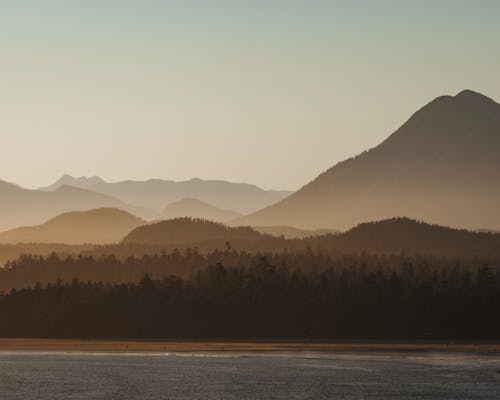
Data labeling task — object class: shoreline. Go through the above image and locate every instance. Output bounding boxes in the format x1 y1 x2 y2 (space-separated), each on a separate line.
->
0 338 499 353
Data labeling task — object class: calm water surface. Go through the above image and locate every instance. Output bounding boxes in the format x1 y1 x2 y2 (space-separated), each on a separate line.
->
0 351 499 399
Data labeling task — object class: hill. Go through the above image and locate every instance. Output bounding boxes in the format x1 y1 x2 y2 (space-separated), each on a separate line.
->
301 218 500 256
122 216 500 257
0 208 144 245
0 182 152 231
122 217 265 247
237 90 500 230
161 198 242 222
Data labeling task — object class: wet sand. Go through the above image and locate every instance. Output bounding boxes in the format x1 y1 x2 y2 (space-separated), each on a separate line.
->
0 338 499 353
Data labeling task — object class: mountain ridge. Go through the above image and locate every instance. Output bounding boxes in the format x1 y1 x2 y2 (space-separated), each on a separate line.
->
37 175 293 214
38 174 105 191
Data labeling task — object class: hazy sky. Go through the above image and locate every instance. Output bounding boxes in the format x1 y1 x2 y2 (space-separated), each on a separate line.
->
2 0 499 190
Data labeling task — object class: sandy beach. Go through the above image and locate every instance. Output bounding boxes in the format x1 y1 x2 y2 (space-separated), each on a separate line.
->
0 338 499 353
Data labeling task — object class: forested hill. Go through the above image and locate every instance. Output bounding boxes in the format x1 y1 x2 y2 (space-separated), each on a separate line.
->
122 217 500 257
2 218 500 268
301 218 500 257
122 217 266 246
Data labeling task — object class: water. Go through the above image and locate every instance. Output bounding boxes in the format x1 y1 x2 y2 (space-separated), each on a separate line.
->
0 351 499 399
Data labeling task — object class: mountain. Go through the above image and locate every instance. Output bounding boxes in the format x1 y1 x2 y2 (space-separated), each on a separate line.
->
38 174 105 191
0 182 152 231
237 90 500 230
40 176 292 214
122 217 264 246
161 198 242 222
0 208 144 245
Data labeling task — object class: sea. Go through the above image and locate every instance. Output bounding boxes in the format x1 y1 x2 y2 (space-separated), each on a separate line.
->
0 351 499 399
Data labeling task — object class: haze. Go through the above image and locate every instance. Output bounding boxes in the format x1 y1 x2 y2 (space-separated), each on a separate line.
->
2 0 500 190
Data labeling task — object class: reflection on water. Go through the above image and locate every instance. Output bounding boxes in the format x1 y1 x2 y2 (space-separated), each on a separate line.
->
0 351 499 399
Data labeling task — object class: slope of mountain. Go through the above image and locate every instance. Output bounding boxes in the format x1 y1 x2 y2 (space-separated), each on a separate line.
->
38 174 105 191
0 208 144 245
0 182 153 231
122 217 264 246
237 90 500 230
161 198 242 222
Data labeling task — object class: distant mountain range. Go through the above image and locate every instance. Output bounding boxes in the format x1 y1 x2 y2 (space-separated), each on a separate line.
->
161 198 242 222
0 176 292 231
0 208 144 245
39 175 292 214
237 90 500 230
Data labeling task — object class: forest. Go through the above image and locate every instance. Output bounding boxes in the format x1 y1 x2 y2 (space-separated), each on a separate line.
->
1 218 499 339
0 251 499 339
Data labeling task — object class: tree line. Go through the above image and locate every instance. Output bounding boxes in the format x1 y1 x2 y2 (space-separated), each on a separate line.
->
1 248 497 292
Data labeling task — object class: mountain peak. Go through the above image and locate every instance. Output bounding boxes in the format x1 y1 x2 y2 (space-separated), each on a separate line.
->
57 174 104 185
39 174 105 191
456 89 486 98
454 89 497 105
396 89 500 136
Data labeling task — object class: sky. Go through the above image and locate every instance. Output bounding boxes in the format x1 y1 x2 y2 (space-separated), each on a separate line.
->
1 0 499 190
